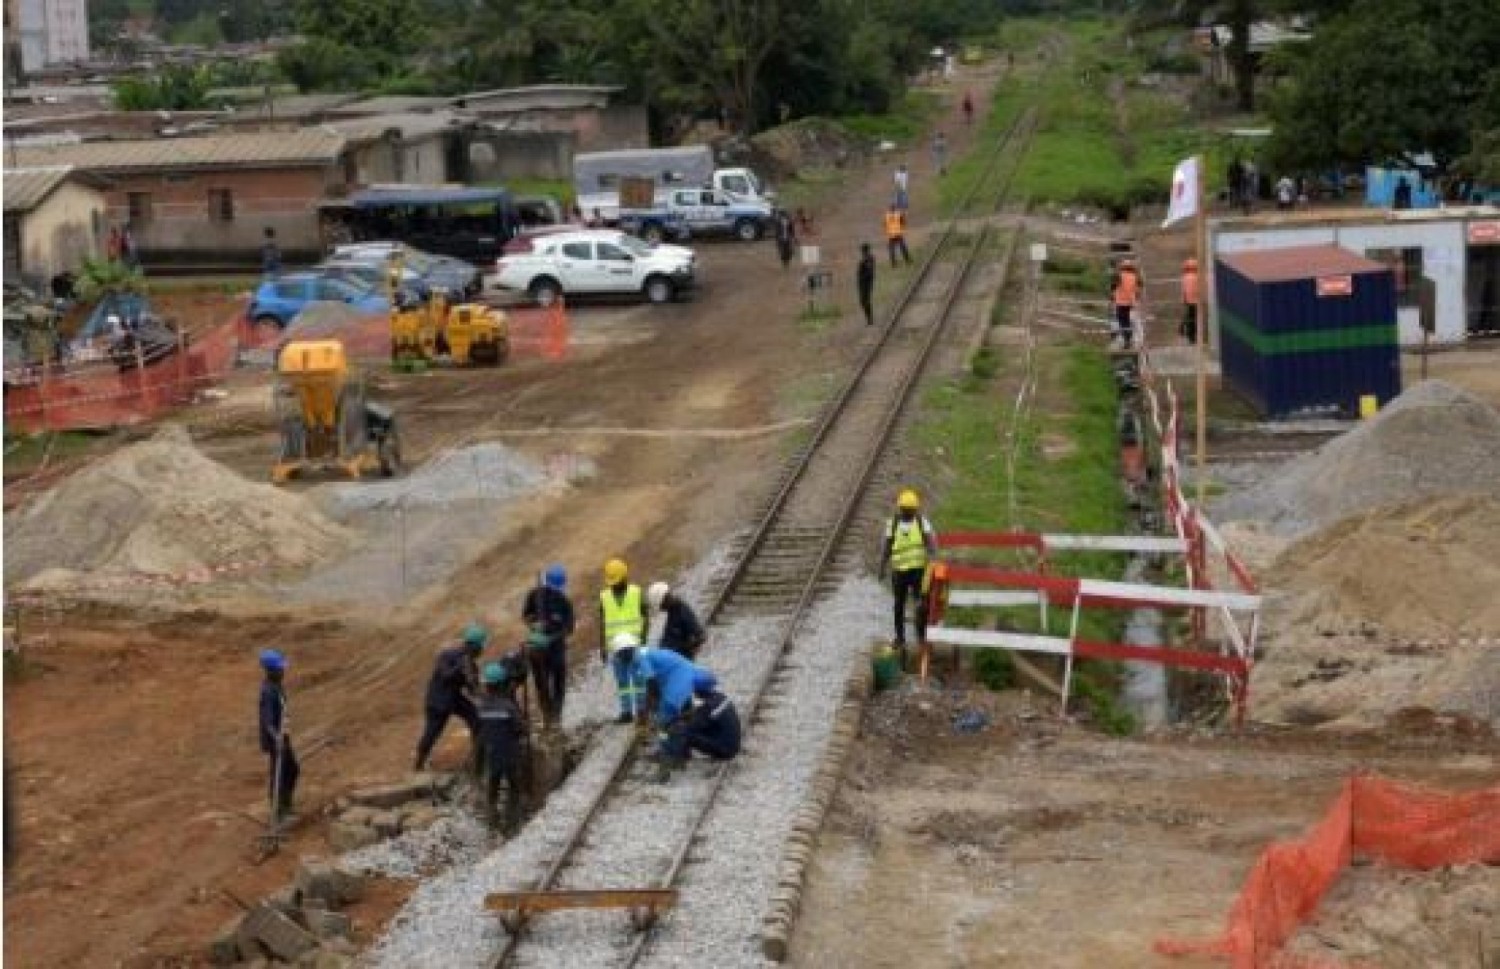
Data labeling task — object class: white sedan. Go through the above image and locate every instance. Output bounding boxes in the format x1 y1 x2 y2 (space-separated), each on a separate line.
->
494 230 696 306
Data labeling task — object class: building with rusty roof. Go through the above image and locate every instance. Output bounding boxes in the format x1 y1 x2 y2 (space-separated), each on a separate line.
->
3 165 109 283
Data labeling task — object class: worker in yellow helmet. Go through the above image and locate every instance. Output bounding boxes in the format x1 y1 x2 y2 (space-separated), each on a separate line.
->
877 488 938 651
599 558 648 723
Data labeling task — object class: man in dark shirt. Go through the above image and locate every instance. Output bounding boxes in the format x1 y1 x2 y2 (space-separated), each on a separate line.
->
258 649 299 824
413 623 487 772
476 661 527 834
521 564 575 727
647 581 706 660
857 242 877 326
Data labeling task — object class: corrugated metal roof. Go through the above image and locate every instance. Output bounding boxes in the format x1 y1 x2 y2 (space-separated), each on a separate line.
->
325 111 468 144
10 129 347 173
1219 245 1387 283
4 166 83 212
327 96 450 117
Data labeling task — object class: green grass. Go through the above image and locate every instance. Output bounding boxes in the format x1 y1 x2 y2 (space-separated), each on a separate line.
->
4 431 105 476
842 90 943 145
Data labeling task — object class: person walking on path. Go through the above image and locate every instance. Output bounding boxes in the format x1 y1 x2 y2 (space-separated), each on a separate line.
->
476 661 527 834
774 209 797 270
647 582 706 660
413 623 487 772
522 563 574 728
932 131 949 176
857 242 877 326
884 205 911 268
962 91 974 125
1111 258 1142 349
258 649 300 825
1275 175 1295 211
261 227 282 276
599 558 648 723
893 164 910 211
877 489 938 653
1179 258 1200 344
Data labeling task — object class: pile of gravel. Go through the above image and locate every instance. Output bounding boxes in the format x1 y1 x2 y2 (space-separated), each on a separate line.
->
1213 380 1500 536
343 811 492 881
318 443 548 517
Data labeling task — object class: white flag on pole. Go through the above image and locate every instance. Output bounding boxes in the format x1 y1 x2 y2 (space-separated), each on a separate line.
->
1162 156 1199 228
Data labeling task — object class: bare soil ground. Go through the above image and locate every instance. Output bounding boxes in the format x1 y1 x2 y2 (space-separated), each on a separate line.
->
2 68 1001 968
789 686 1499 969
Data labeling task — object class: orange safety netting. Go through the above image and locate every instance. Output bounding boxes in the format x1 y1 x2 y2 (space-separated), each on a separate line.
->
1156 774 1500 968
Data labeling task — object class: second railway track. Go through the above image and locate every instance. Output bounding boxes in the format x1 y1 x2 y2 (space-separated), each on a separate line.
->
480 106 1039 969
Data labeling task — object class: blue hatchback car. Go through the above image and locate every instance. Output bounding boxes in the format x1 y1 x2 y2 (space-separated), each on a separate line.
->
247 273 389 328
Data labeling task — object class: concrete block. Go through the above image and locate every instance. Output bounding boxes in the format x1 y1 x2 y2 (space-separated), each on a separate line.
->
241 904 317 963
306 908 353 940
209 914 245 965
328 821 381 853
339 805 377 827
346 779 433 810
762 927 790 961
370 810 402 837
262 885 302 915
400 804 442 831
294 859 365 906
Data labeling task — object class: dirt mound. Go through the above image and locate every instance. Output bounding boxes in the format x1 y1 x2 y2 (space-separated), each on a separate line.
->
5 425 350 584
749 118 869 180
1216 380 1500 536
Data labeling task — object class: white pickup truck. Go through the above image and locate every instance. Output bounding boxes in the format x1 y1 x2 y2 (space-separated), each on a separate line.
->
619 187 775 243
493 229 696 306
574 146 774 223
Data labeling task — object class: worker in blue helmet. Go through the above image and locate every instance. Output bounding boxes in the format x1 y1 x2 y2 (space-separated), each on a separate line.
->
257 649 299 825
413 623 488 773
521 563 574 728
633 648 734 781
476 660 527 834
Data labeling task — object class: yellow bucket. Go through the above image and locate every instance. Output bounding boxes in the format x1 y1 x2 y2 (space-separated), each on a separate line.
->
1358 394 1379 420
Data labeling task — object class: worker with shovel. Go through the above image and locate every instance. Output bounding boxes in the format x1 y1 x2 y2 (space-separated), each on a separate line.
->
476 661 528 835
413 623 488 772
257 649 300 827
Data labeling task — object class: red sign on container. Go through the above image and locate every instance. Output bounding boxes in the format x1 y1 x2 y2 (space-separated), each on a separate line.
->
1315 275 1353 297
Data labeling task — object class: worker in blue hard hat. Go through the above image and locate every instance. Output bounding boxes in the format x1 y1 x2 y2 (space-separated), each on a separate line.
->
413 623 488 773
257 649 299 825
633 648 736 781
476 660 527 834
522 563 574 728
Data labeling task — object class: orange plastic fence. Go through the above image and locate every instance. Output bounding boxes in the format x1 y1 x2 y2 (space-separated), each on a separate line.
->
1156 775 1500 968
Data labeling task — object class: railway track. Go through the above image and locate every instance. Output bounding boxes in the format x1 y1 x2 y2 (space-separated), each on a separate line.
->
488 107 1038 969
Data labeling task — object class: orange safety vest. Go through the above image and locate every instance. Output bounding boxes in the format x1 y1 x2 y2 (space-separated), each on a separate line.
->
884 211 905 240
1181 268 1199 305
1113 267 1140 307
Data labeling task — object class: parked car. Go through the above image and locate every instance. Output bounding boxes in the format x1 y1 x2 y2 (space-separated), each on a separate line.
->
314 262 428 301
501 225 577 255
247 273 389 328
326 243 481 297
620 187 774 243
494 229 696 306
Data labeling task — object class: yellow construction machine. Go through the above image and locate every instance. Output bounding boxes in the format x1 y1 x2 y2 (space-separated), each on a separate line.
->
389 287 510 367
272 339 402 483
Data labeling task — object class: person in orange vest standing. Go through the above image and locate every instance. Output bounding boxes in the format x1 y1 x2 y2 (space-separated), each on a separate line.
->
1111 257 1142 349
884 205 911 268
1179 258 1200 344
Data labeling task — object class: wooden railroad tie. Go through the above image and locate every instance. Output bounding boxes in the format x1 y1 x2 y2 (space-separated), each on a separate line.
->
485 889 678 932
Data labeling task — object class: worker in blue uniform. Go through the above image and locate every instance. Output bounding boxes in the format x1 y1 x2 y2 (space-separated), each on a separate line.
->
633 647 737 780
522 563 575 727
258 649 299 825
476 660 527 834
682 672 741 762
413 623 487 772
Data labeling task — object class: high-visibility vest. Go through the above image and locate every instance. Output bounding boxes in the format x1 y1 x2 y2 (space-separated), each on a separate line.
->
1181 268 1199 305
600 585 644 644
888 516 932 572
884 211 904 239
1113 268 1139 307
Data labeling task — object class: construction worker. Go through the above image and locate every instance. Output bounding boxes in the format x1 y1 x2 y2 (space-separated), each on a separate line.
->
647 581 706 660
599 558 648 723
522 563 574 727
476 660 527 834
258 649 299 825
413 623 487 772
1111 258 1142 349
1180 258 1200 344
877 489 938 651
632 647 727 781
962 90 975 125
682 671 741 762
857 241 877 326
932 130 948 176
885 204 911 268
893 164 910 211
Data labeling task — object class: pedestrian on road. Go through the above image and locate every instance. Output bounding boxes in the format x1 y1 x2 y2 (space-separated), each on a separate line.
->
1111 258 1142 349
121 226 139 269
1226 157 1243 211
774 209 797 270
258 649 300 825
857 242 877 326
893 164 910 211
476 660 527 834
962 91 974 125
1179 258 1200 344
599 558 648 723
413 623 487 772
1240 160 1258 215
932 131 949 176
1393 177 1413 210
878 489 938 654
522 563 574 728
647 581 705 660
261 227 282 276
884 205 911 268
1275 176 1295 211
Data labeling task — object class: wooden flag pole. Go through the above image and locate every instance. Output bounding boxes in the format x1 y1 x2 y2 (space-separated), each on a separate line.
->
1194 154 1209 508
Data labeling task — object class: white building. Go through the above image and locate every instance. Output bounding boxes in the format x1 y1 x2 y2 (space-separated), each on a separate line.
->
1211 207 1500 346
11 0 90 74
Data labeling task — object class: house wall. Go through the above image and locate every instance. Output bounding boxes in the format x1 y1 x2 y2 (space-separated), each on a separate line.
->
103 165 338 265
1214 220 1469 345
466 130 575 181
347 134 455 186
13 179 105 282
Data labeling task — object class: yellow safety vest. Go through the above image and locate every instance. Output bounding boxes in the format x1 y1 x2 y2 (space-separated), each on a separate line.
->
888 517 931 572
600 585 644 644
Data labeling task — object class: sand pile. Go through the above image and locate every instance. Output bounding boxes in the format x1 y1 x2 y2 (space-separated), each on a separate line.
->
1215 380 1500 536
5 425 350 584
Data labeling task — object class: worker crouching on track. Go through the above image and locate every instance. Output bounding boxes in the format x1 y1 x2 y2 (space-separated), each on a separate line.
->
477 660 527 835
630 646 740 782
647 581 706 660
878 488 938 656
413 623 488 772
600 558 649 723
522 563 575 728
258 649 299 825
